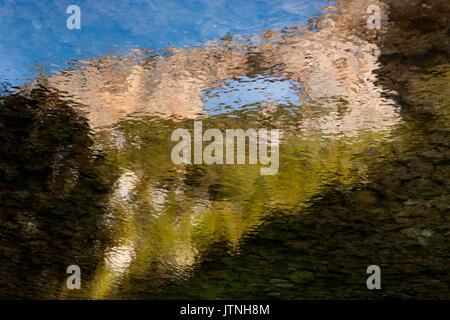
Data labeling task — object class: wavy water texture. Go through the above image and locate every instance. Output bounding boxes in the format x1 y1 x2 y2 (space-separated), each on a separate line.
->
1 0 448 299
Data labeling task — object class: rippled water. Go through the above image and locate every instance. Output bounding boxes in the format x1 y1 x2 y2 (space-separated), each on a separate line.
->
0 0 449 299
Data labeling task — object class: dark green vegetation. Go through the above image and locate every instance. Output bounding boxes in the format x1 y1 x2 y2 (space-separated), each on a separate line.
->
0 87 118 298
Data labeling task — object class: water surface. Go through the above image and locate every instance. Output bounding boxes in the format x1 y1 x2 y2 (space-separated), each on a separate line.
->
0 0 448 299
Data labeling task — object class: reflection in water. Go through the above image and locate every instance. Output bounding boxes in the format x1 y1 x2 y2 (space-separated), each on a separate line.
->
0 87 118 299
1 0 449 299
201 75 304 114
40 0 399 134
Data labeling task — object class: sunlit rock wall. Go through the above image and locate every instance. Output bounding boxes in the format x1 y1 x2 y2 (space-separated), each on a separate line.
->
41 0 399 136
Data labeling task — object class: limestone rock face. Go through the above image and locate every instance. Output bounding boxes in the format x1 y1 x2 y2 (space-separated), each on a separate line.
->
45 0 400 135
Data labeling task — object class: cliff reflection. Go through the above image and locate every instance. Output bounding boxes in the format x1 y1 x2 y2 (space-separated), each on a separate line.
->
42 0 402 298
2 0 447 300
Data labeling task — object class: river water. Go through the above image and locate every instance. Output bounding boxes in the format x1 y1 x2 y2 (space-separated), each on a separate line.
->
0 0 448 299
